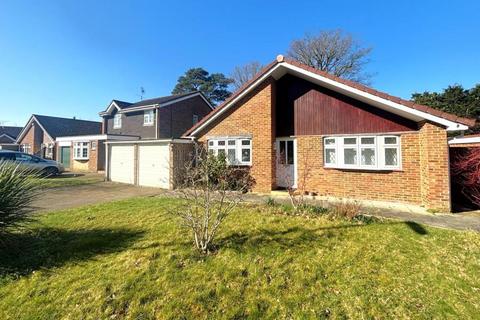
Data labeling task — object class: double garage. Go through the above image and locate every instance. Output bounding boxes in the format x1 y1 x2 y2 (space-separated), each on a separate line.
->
106 140 193 189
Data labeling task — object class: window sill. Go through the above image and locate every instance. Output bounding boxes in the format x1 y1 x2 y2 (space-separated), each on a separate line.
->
73 157 89 161
143 123 154 127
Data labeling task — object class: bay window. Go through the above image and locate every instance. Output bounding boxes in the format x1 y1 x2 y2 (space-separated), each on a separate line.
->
323 135 401 170
208 138 252 165
73 142 89 160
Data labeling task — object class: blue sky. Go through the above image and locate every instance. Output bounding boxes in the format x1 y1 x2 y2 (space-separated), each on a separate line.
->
0 0 479 126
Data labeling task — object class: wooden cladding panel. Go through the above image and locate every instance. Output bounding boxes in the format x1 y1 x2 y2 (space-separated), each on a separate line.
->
276 75 418 136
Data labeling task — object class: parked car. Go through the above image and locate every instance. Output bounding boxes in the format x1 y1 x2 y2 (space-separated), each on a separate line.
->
0 150 65 176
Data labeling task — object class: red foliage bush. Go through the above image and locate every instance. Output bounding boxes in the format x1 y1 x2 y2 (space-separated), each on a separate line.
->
451 147 480 207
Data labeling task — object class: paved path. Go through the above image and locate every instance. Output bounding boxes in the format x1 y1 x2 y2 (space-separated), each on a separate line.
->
33 182 164 212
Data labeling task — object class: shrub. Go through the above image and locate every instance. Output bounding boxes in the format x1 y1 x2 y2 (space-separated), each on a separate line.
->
171 146 254 254
0 161 41 236
328 201 362 220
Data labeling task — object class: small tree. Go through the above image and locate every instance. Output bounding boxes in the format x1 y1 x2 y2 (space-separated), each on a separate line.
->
171 146 254 254
0 161 40 237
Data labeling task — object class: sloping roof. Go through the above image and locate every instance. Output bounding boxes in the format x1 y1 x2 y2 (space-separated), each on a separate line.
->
184 56 475 137
100 91 212 116
34 115 101 139
0 126 22 140
17 115 102 142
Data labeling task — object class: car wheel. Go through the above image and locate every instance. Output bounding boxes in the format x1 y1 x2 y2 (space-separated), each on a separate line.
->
42 167 59 177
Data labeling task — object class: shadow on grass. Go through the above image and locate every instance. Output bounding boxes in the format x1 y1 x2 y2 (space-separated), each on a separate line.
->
404 221 428 235
216 224 367 252
0 228 144 277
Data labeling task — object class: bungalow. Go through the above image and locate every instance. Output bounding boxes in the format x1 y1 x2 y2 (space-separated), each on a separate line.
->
184 55 475 212
16 115 102 161
0 126 22 150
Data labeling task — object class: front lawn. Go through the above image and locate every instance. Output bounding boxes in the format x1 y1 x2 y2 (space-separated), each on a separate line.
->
32 173 104 189
0 197 479 319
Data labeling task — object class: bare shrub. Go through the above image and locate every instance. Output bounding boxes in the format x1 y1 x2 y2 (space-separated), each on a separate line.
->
170 146 254 254
329 201 362 220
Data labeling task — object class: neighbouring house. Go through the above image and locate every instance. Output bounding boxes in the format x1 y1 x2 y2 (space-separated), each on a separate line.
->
183 55 476 212
16 115 102 162
0 126 22 150
101 91 213 186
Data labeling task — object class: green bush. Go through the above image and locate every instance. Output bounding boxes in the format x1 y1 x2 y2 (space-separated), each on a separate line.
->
0 161 41 236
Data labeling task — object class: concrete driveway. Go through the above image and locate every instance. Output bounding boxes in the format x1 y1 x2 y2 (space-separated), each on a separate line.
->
33 182 165 212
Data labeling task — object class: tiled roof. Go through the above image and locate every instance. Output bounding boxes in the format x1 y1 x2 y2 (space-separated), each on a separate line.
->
33 115 102 139
184 56 475 136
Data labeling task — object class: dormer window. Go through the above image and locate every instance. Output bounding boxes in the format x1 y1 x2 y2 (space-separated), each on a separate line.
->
144 110 154 126
113 114 122 129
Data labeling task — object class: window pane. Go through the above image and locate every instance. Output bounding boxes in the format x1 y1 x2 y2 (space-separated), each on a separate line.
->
385 148 398 166
325 148 336 164
325 138 335 145
241 140 250 146
208 141 214 146
228 140 236 146
279 141 286 164
218 140 225 146
344 137 357 145
344 148 357 165
242 148 250 162
82 148 88 158
361 137 375 145
361 148 376 166
217 149 226 157
287 140 294 165
227 149 236 163
385 137 398 144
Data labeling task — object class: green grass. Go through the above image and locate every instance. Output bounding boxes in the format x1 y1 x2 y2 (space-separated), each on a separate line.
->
31 173 104 189
0 197 479 319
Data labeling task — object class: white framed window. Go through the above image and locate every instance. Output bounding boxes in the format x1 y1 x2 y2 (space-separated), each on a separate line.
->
91 141 97 150
73 142 89 160
113 114 122 129
207 138 252 166
323 135 401 170
20 144 31 154
44 143 54 159
143 110 154 126
193 114 199 125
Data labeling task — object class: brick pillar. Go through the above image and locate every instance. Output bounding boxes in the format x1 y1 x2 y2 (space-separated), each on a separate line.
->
419 122 451 212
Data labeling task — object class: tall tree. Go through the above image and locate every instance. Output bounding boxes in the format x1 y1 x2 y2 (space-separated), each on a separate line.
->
412 84 480 120
230 61 263 90
287 29 373 84
172 68 233 106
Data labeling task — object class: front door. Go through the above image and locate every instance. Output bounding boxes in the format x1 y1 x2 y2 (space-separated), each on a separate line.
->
60 146 71 169
276 138 296 188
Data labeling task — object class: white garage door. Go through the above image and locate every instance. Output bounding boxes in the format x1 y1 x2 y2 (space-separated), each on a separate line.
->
138 144 170 188
109 145 135 184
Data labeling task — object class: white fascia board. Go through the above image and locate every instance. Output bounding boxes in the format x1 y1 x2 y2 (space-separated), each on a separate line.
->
56 134 139 142
105 138 193 145
448 136 480 145
118 104 158 114
188 63 468 136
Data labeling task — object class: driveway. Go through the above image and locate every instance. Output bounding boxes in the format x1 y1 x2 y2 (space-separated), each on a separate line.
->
33 182 165 212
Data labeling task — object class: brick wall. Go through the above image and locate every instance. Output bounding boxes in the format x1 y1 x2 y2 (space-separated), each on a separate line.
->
193 78 452 211
196 77 276 192
419 122 451 211
296 133 423 205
